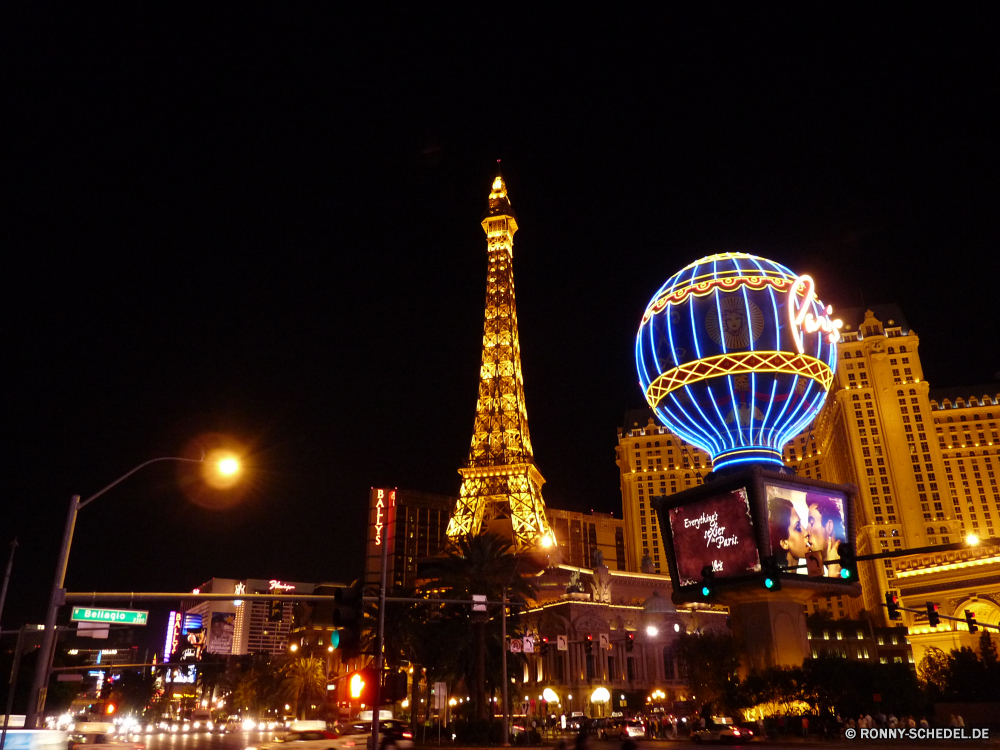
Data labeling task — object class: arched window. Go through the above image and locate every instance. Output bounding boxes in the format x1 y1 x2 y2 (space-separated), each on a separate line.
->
926 527 934 535
684 473 690 478
960 416 967 422
939 526 947 534
647 442 652 447
896 390 904 397
988 413 995 419
947 417 953 423
844 351 852 359
888 347 895 354
909 388 917 395
974 414 981 421
878 530 886 538
891 529 899 537
900 345 907 352
852 394 860 401
659 475 665 480
667 440 673 445
864 393 872 400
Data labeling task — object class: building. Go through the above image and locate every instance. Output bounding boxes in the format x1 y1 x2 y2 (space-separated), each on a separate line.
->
179 577 334 658
445 173 554 551
615 409 714 574
615 303 1000 661
805 615 913 666
803 308 1000 660
364 488 457 592
546 508 627 571
519 564 727 717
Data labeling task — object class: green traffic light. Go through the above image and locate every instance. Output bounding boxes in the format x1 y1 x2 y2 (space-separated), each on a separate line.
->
841 569 851 579
764 577 774 589
702 586 710 596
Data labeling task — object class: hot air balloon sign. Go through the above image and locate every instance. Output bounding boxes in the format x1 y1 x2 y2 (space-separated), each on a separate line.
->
636 253 843 472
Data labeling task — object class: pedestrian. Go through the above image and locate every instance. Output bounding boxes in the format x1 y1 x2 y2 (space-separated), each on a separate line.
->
802 715 809 737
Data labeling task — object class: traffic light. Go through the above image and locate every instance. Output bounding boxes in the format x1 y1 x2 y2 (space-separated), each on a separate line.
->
761 556 782 591
626 633 634 652
926 602 940 628
538 637 549 656
699 565 716 598
333 580 365 652
382 670 408 703
586 634 594 653
268 600 283 622
965 610 979 633
885 592 901 621
837 543 858 581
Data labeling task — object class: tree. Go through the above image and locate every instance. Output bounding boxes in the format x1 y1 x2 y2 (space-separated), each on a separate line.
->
675 630 740 712
917 646 949 697
420 533 536 721
280 657 327 719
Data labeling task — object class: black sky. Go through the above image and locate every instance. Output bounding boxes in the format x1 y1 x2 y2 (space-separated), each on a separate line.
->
4 7 999 640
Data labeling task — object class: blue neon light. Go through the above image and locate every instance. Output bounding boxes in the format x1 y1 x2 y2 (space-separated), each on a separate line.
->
636 253 837 471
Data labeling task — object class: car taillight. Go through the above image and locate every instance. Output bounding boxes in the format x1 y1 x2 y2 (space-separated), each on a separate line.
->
402 733 412 739
344 742 355 747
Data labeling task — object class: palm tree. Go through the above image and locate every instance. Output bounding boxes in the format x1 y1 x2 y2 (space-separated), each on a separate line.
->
421 533 536 721
281 656 327 719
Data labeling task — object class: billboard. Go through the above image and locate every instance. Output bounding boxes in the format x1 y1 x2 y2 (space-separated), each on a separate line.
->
667 487 761 586
654 466 859 601
765 481 847 578
207 611 235 655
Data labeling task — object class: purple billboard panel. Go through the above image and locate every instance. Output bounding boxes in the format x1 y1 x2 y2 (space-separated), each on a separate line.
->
765 482 847 578
667 487 761 586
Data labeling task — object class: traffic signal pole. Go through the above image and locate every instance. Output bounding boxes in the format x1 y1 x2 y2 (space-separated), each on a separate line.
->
371 526 389 750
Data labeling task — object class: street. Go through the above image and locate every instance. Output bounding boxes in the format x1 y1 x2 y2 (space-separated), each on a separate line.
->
133 732 998 750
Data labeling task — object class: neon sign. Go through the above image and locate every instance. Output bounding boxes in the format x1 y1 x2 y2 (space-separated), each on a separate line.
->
269 580 295 591
373 488 396 546
164 610 181 660
635 253 839 471
788 275 843 354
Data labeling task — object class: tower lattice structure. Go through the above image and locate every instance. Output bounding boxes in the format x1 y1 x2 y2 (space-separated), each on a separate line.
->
445 173 552 551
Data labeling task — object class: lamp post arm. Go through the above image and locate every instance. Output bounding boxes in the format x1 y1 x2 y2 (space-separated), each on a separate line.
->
78 456 203 509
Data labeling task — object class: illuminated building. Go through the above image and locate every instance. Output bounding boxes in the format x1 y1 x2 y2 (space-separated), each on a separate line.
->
805 616 912 665
518 567 726 717
446 173 553 551
545 508 626 571
364 487 456 591
616 409 712 573
789 307 999 659
181 577 333 657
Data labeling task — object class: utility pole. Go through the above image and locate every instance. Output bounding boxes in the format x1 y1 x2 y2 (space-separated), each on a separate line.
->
370 530 389 750
0 539 17 630
501 588 510 747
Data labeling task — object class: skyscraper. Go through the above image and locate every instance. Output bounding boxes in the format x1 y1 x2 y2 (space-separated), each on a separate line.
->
445 172 553 551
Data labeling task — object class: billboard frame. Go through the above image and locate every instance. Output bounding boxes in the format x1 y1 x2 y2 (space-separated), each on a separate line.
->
653 466 861 602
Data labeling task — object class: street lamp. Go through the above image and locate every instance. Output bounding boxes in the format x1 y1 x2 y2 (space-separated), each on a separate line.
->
26 453 241 726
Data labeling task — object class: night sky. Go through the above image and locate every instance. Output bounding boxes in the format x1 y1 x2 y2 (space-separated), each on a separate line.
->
5 7 999 643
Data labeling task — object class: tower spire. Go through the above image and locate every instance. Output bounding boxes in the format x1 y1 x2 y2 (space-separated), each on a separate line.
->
445 173 553 551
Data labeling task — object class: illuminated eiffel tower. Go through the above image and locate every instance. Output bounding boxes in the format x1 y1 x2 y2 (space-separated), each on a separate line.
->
445 172 554 552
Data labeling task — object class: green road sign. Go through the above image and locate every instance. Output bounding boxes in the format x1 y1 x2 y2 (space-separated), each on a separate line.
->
70 607 149 625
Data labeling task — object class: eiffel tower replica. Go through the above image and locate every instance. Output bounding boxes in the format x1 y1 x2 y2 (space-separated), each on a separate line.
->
445 171 554 552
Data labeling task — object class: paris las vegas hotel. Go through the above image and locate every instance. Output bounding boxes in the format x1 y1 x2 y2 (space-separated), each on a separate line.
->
616 305 999 662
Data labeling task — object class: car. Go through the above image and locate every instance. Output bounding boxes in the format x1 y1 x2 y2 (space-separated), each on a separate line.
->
691 716 753 743
67 722 146 750
338 720 414 750
246 727 357 750
618 721 645 740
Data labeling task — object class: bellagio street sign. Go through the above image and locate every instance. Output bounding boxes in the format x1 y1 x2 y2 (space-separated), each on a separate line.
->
70 607 149 625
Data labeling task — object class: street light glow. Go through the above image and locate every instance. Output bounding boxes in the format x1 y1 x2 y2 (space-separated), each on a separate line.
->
966 533 980 546
218 457 240 476
646 625 659 637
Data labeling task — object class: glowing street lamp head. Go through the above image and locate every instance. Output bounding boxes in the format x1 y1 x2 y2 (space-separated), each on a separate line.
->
635 252 842 472
217 456 240 476
966 533 980 546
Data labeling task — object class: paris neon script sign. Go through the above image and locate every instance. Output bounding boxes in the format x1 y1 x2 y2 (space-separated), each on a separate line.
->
789 275 843 354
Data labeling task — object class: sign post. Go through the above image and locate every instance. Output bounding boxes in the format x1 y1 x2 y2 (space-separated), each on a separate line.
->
70 608 148 625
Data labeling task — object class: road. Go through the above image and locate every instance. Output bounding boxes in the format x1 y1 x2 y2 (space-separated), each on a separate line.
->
133 732 997 750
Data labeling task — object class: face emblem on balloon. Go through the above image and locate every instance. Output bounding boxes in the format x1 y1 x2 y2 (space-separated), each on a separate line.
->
705 295 764 349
